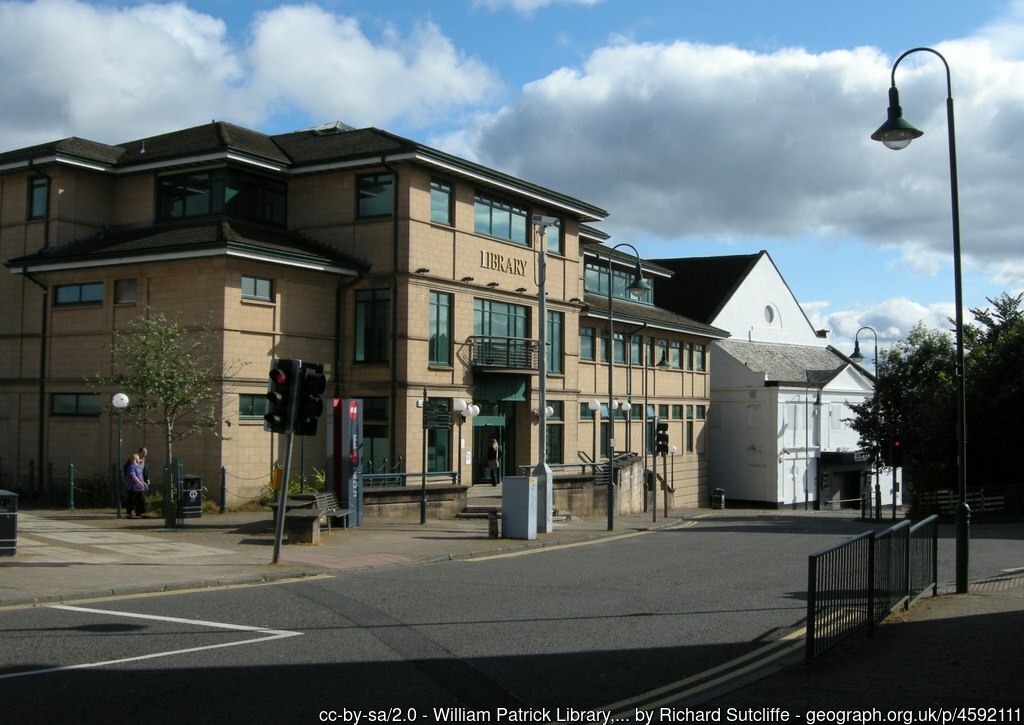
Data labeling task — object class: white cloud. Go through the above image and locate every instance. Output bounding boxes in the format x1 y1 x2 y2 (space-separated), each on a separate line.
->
810 297 959 355
462 24 1024 310
472 0 601 14
0 0 499 146
246 6 500 129
0 0 244 145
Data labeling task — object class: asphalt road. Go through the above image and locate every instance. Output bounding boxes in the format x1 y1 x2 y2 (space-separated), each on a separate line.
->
2 515 1020 724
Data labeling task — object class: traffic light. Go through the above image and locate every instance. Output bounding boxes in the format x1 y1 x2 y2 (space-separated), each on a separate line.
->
656 421 670 455
264 359 300 434
294 362 327 436
891 434 904 467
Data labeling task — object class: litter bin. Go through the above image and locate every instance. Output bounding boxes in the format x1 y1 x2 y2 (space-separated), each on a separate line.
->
0 489 18 556
180 475 203 519
711 488 725 509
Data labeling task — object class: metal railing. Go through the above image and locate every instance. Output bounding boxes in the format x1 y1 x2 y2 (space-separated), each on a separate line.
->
468 335 538 370
362 471 458 488
806 514 938 661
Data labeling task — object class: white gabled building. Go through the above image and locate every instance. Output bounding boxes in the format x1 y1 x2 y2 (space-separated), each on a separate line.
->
654 250 899 510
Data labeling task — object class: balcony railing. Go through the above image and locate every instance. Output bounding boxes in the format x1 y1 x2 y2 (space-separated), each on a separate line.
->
469 335 538 371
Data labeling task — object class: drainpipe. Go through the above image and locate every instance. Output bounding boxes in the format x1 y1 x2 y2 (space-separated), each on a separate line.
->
25 164 52 495
23 270 48 496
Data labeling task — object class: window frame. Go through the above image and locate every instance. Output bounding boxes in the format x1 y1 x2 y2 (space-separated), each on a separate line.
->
355 288 391 363
546 310 564 374
241 275 273 302
429 291 453 366
358 173 394 219
54 282 103 307
429 178 453 226
28 176 49 220
473 192 528 245
239 393 265 420
51 393 100 417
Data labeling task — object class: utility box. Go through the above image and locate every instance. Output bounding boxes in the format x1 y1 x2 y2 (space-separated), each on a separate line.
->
0 490 18 556
501 476 537 540
180 475 203 519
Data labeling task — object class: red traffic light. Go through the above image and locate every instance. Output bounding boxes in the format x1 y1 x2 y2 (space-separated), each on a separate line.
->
270 369 288 385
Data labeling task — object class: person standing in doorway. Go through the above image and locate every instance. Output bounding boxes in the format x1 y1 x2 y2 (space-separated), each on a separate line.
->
486 437 500 486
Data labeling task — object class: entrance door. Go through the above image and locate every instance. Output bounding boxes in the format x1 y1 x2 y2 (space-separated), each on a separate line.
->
473 417 506 484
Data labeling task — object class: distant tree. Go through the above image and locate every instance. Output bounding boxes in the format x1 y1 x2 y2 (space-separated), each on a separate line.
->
963 293 1024 486
94 310 246 468
848 323 957 496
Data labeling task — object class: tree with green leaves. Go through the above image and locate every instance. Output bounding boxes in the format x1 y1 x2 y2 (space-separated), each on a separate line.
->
94 310 246 467
847 323 958 497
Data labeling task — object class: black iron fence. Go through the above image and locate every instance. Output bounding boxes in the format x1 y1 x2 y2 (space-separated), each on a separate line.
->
806 515 938 661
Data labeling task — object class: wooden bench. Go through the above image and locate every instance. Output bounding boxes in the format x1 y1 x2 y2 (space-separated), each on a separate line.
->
281 492 353 544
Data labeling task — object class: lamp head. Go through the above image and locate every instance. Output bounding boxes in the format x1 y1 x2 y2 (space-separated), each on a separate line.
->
871 86 923 150
850 340 864 363
627 261 653 298
111 392 129 410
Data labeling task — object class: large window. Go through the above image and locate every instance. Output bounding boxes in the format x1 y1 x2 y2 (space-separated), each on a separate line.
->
355 289 390 362
358 173 393 218
429 291 452 366
430 179 452 225
427 400 451 473
546 310 563 374
157 170 286 225
52 393 99 417
474 299 529 338
29 176 48 220
474 193 527 245
54 282 103 306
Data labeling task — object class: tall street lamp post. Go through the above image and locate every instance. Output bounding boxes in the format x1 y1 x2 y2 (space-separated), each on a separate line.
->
112 393 129 519
533 215 559 533
850 326 881 519
871 46 970 592
599 243 652 530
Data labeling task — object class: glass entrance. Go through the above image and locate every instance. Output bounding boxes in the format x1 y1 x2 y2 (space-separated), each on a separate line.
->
473 415 508 484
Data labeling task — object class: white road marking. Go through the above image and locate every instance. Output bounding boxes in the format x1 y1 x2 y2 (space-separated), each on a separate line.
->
0 605 302 680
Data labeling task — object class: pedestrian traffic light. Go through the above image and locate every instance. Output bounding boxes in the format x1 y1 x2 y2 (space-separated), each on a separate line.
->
656 421 670 455
264 359 300 434
294 362 327 436
891 434 904 467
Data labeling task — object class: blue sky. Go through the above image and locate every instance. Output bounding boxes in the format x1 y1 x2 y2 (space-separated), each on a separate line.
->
3 0 1023 356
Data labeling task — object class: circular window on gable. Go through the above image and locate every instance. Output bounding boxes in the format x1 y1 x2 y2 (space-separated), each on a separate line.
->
764 305 775 324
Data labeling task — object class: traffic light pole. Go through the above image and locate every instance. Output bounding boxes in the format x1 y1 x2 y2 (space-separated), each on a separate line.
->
271 430 295 564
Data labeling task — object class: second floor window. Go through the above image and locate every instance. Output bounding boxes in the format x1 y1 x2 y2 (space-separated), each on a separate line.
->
358 173 393 218
239 393 265 420
355 289 390 362
584 261 653 304
158 170 285 225
29 176 49 220
430 179 452 225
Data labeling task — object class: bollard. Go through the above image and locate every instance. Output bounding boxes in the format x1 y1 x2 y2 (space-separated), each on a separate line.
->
67 463 75 511
488 511 499 538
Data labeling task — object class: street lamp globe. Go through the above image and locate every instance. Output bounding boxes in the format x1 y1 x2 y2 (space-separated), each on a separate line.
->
112 393 129 410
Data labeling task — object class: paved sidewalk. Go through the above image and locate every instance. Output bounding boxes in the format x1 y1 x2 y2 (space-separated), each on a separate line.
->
0 490 686 606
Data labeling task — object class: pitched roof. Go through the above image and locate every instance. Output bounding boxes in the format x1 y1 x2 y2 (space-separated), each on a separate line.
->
582 292 729 339
716 339 849 386
6 218 369 275
649 252 764 324
1 121 608 221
